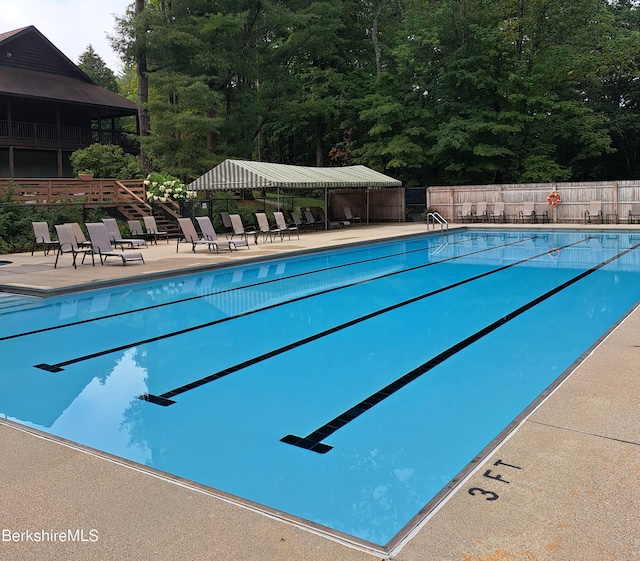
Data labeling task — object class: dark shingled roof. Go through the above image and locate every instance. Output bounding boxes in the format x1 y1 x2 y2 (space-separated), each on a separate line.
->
0 65 137 116
0 25 137 119
0 27 26 43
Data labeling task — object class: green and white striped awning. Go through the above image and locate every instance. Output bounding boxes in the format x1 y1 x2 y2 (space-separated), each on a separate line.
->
187 159 402 191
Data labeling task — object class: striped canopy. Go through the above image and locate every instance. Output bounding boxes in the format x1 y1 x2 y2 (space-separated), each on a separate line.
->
188 159 402 191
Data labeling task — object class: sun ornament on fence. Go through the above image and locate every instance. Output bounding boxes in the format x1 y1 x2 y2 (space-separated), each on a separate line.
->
144 173 197 202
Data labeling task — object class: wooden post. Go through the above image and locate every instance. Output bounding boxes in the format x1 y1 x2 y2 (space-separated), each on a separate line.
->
449 187 454 220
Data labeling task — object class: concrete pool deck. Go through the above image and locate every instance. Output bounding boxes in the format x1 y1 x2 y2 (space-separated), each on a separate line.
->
1 222 639 561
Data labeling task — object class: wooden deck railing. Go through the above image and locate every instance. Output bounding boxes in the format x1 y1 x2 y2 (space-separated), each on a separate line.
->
0 120 137 149
0 177 142 204
0 178 180 221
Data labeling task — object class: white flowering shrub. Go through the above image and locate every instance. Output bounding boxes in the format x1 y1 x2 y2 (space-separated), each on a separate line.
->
144 173 197 202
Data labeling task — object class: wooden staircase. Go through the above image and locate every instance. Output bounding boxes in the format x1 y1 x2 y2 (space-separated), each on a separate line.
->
146 212 180 236
114 181 181 235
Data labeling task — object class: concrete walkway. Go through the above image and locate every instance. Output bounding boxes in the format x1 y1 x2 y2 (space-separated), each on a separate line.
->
1 222 639 561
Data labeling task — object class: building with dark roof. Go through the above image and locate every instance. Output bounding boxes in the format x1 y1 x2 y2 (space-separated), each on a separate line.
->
0 26 139 178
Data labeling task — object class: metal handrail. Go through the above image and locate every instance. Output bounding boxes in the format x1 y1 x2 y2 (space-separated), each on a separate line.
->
426 211 449 233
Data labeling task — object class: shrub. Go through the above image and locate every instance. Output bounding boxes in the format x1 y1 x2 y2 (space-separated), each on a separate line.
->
0 204 87 254
144 172 197 202
70 144 143 179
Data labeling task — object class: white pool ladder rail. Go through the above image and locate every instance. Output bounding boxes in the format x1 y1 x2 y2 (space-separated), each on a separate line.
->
426 211 449 233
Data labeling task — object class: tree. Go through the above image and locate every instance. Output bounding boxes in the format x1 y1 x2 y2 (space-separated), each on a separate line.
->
112 0 151 171
105 0 640 185
111 1 270 178
78 46 119 92
586 0 640 178
260 0 376 166
370 0 614 184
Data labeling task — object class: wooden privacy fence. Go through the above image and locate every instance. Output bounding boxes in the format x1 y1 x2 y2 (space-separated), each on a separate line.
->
426 180 640 223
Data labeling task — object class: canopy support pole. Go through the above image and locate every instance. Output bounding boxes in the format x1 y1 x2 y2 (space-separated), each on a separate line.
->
366 187 370 225
324 187 328 230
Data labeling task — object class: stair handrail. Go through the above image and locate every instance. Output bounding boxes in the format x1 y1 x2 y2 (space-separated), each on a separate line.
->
115 180 151 211
115 179 180 221
156 200 181 221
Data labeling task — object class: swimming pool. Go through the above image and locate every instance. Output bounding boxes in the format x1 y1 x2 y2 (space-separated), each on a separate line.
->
2 230 640 549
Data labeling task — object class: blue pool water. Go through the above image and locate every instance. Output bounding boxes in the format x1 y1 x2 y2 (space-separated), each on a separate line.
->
2 230 640 546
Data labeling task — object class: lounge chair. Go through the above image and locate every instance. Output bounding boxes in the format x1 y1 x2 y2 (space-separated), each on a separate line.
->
255 212 277 242
327 206 350 227
475 202 488 222
335 209 351 227
489 202 505 223
230 214 258 244
535 204 550 224
315 207 340 229
220 212 234 236
142 216 170 244
274 211 299 240
519 202 536 223
195 216 247 251
86 223 145 266
457 202 475 223
344 206 361 223
54 224 94 269
102 218 147 249
176 217 215 253
31 221 59 255
628 204 640 224
128 219 156 244
290 212 306 232
303 210 320 231
585 201 603 224
65 222 92 248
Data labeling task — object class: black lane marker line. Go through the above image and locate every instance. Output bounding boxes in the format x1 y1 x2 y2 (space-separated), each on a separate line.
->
34 236 537 372
4 233 492 343
280 241 640 454
139 394 176 406
139 238 589 405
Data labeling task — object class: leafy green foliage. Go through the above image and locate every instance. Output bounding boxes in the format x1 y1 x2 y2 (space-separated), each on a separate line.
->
70 144 143 179
107 0 640 185
0 205 98 254
77 46 120 92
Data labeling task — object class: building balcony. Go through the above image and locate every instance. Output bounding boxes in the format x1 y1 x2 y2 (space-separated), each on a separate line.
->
0 119 138 152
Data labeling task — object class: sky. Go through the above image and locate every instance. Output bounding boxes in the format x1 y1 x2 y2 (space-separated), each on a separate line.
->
1 0 132 74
